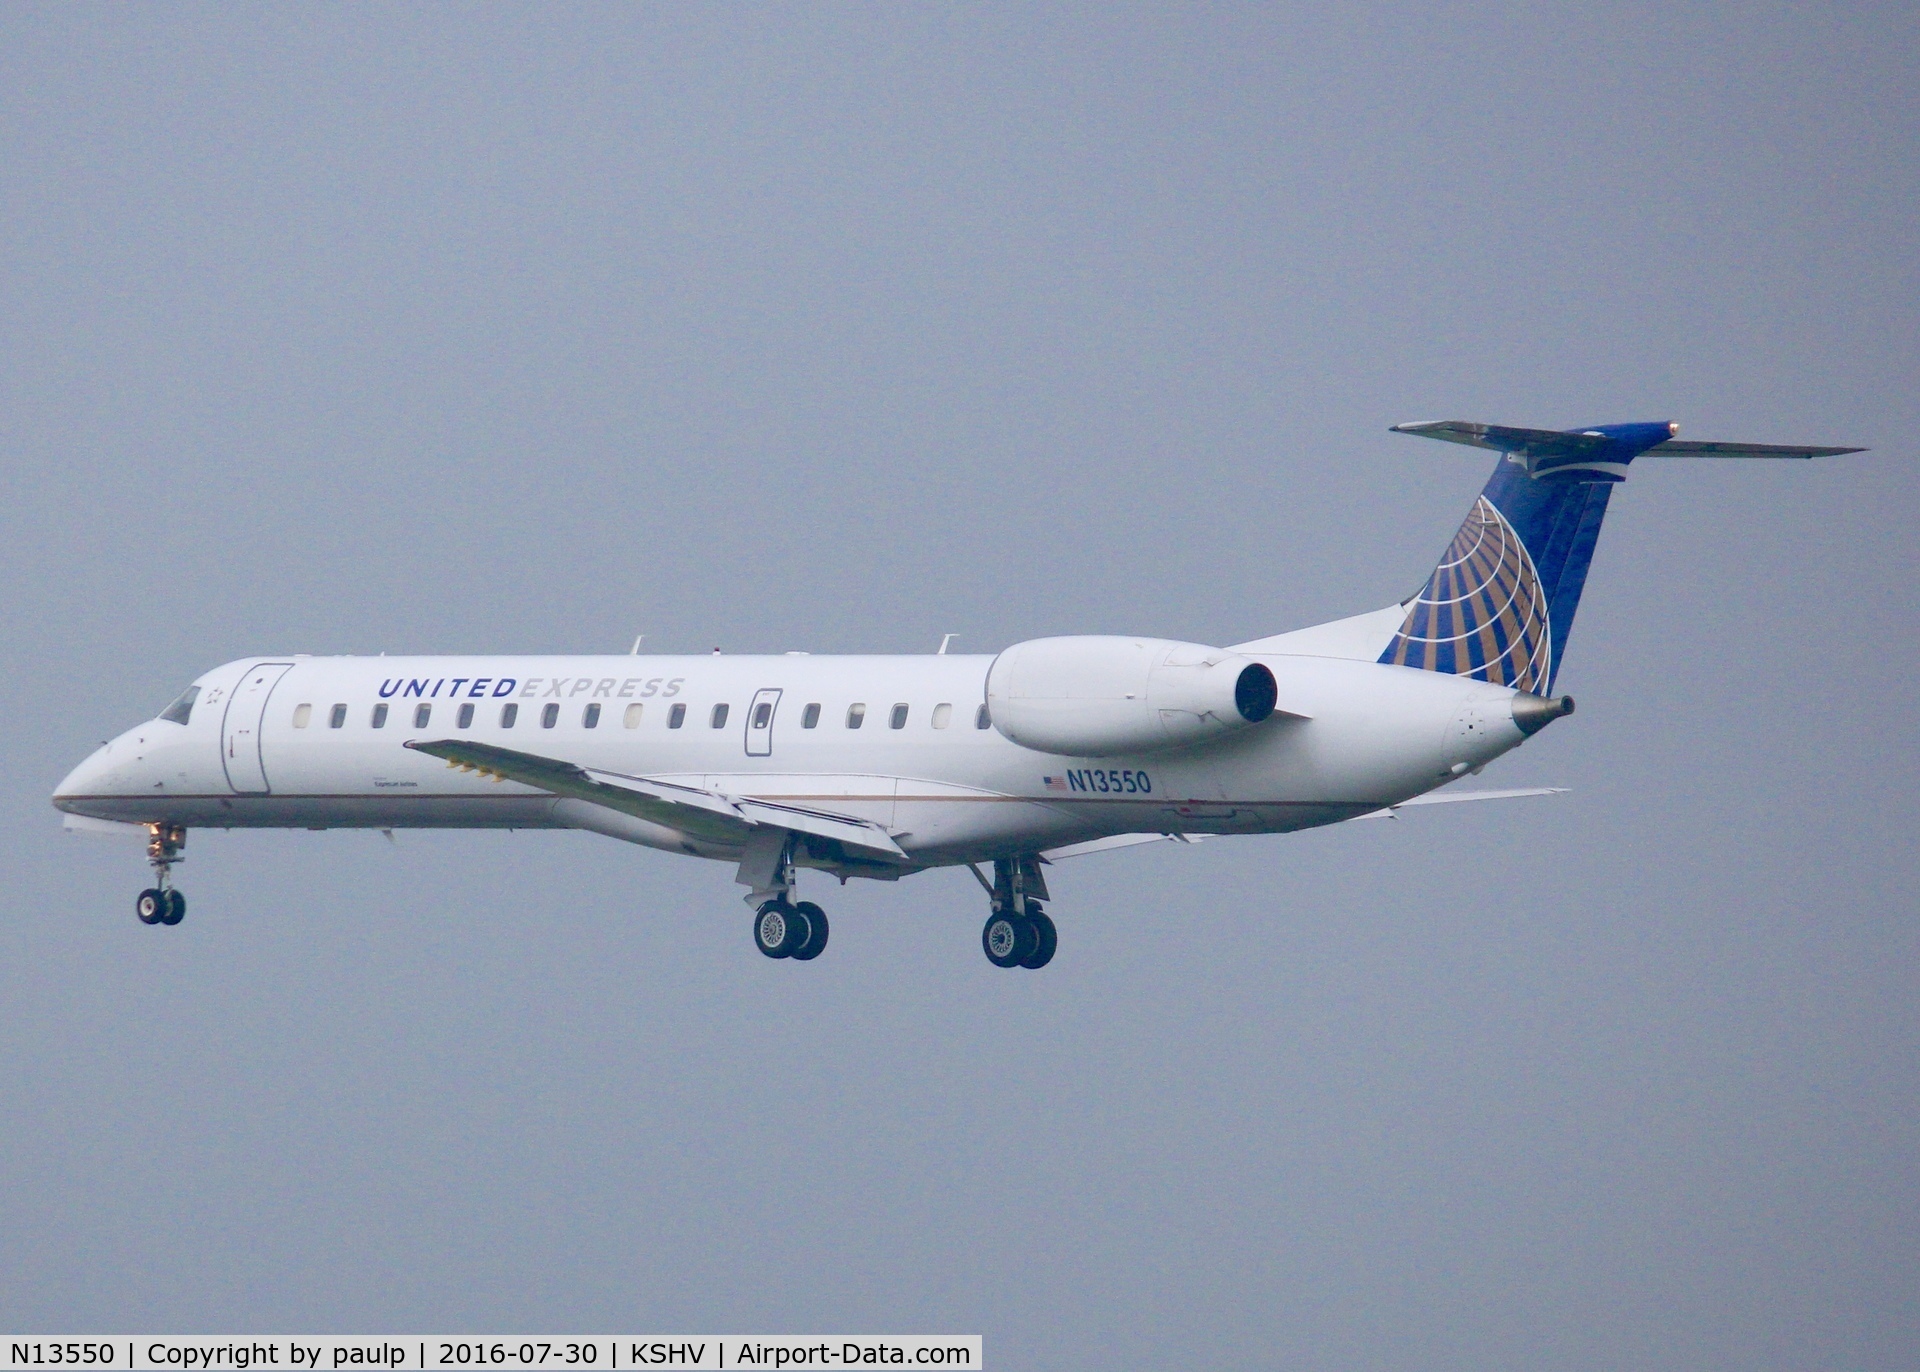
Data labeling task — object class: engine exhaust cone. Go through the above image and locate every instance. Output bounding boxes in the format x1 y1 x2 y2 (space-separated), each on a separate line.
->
1511 692 1576 736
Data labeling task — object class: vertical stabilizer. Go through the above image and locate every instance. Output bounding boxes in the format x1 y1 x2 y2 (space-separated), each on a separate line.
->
1379 421 1677 694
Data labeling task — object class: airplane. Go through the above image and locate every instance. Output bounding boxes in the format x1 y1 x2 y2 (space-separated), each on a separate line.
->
53 419 1862 968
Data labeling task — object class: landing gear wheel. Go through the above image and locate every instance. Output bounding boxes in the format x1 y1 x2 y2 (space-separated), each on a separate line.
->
755 902 807 959
1019 909 1056 969
160 889 186 926
790 901 830 961
136 889 166 925
983 912 1038 968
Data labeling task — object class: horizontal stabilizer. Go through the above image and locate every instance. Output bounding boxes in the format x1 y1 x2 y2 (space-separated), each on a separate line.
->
1639 439 1866 459
1393 420 1864 470
1392 420 1615 460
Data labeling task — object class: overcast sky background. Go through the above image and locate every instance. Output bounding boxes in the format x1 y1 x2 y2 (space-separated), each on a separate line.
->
2 5 1916 1367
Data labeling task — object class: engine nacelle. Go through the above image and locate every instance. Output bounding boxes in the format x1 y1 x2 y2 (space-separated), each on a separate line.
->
985 636 1279 757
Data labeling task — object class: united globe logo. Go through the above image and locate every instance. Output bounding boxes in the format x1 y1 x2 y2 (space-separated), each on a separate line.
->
1380 496 1551 693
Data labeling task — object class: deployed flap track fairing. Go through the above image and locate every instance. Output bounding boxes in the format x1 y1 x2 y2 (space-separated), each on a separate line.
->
52 417 1863 969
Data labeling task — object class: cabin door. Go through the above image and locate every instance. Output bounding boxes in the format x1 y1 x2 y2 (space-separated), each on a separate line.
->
221 662 295 794
744 688 782 757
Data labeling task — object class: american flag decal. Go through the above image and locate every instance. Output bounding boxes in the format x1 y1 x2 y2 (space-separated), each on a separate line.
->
1044 776 1068 792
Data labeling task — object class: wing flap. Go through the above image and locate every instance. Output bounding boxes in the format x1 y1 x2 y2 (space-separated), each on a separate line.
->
404 739 907 859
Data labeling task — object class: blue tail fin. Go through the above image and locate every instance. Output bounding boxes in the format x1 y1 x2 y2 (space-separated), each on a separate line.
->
1378 421 1678 694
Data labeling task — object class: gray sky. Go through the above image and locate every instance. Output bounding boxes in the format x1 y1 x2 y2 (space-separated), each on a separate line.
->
3 5 1916 1366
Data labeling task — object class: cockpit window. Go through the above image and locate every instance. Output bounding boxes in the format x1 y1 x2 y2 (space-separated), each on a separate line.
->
158 686 199 725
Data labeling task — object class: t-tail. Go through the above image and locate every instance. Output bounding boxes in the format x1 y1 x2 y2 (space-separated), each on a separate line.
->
1379 420 1864 695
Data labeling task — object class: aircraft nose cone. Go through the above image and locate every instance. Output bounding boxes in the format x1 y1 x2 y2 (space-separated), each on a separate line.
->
52 745 118 812
1511 692 1576 736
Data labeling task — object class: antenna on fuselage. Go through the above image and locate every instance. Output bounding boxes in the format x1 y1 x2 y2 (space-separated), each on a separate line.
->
937 634 957 655
630 635 645 654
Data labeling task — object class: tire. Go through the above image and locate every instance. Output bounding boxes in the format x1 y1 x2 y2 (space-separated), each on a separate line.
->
755 902 802 958
1019 909 1056 969
983 912 1037 968
160 890 186 926
136 889 165 925
790 901 830 961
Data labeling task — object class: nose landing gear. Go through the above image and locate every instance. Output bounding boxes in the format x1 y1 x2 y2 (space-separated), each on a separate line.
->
973 856 1057 970
137 824 187 927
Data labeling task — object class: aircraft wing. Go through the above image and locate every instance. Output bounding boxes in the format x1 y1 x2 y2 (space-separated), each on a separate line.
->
403 739 908 859
1349 785 1568 820
1041 832 1201 861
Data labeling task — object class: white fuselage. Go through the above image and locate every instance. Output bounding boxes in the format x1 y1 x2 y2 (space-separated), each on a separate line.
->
54 647 1538 875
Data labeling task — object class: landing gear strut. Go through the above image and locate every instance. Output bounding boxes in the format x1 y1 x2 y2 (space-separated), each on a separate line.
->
973 856 1056 970
137 824 187 926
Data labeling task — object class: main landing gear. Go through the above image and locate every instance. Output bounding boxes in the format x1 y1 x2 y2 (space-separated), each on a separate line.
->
754 899 831 960
742 832 831 961
972 856 1056 970
137 823 187 927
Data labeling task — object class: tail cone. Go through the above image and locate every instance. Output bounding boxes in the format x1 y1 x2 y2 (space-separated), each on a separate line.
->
1511 692 1576 736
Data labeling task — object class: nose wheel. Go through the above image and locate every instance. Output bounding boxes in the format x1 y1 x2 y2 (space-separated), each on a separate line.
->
137 888 186 926
973 856 1058 969
137 823 187 927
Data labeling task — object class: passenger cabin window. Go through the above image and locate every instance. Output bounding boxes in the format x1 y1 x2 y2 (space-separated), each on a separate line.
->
371 703 389 728
292 704 312 728
158 686 199 725
976 704 992 729
847 703 866 729
329 703 347 729
541 703 559 729
624 703 643 728
890 703 909 729
457 702 475 729
802 703 821 728
583 702 601 728
932 703 952 729
710 703 730 729
668 703 687 728
752 701 773 729
500 703 518 728
413 703 431 729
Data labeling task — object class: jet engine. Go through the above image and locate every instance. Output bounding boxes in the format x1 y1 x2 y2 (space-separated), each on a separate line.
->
985 636 1280 757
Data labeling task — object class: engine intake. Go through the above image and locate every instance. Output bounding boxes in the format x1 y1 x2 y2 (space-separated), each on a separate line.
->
986 636 1279 758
